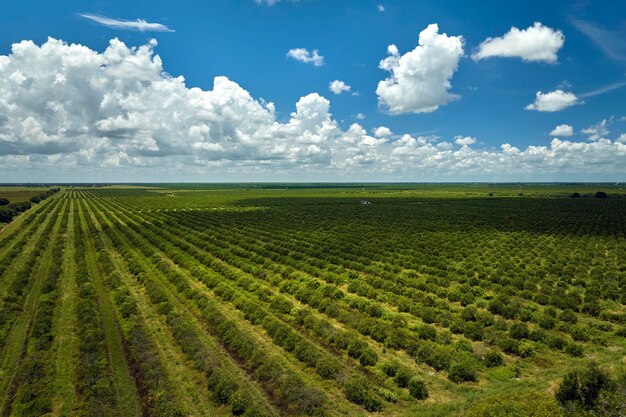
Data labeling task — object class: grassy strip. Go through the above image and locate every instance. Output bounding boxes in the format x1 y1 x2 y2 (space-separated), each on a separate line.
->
74 194 119 417
0 197 67 414
86 195 360 416
0 194 57 268
87 197 280 417
82 197 226 417
0 197 60 300
78 193 186 417
5 196 69 416
50 193 79 416
75 198 142 417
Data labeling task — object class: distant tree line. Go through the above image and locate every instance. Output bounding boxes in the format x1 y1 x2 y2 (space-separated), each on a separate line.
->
570 191 611 199
0 188 59 223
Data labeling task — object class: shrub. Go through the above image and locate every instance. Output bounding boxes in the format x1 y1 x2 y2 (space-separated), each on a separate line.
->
565 343 584 357
359 348 378 367
484 350 504 368
381 360 400 377
377 388 398 403
343 376 383 412
448 355 478 383
315 357 340 380
509 323 529 340
570 325 590 342
230 391 249 415
559 310 578 324
394 367 412 388
408 378 429 400
556 362 611 409
518 342 535 358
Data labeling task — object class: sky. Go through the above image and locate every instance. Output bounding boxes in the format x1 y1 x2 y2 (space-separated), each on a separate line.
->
0 0 625 182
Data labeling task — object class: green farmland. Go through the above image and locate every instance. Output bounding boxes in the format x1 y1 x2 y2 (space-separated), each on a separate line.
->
0 184 625 416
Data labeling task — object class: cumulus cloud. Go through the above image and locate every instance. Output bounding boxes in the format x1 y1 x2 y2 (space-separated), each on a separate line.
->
377 5 385 12
454 136 477 146
525 90 579 112
372 126 392 138
79 13 174 32
582 118 611 141
0 38 337 167
287 48 324 66
549 124 574 137
376 24 464 114
329 80 351 94
472 22 563 63
0 37 624 181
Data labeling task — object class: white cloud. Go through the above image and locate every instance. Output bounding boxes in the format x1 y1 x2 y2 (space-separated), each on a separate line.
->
329 80 351 94
525 90 579 112
255 0 297 5
355 113 366 120
454 136 477 146
0 38 336 167
376 24 464 114
0 37 625 182
616 134 626 143
549 124 574 137
79 13 174 32
377 5 385 12
373 126 392 138
287 48 324 66
472 22 563 63
582 118 611 141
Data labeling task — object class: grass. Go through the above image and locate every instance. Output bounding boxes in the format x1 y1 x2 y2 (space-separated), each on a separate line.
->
0 197 67 413
75 198 143 417
50 197 79 416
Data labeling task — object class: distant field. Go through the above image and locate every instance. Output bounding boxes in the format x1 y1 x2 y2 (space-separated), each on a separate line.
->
0 186 52 203
0 184 624 416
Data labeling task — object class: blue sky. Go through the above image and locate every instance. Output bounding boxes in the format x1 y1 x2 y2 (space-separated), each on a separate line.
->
0 0 625 181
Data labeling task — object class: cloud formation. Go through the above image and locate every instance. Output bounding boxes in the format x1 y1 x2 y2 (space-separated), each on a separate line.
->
525 90 579 112
376 24 464 114
287 48 324 66
329 80 351 94
454 136 477 146
0 37 624 181
549 124 574 137
79 13 174 32
582 118 610 141
472 22 563 63
372 126 392 138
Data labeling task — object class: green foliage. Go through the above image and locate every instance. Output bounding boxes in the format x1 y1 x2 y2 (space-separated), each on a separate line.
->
343 376 383 412
407 378 429 400
467 393 562 417
448 354 478 383
556 362 612 409
2 186 625 417
483 350 504 368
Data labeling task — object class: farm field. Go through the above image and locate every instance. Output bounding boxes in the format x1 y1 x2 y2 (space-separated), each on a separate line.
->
0 184 624 417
